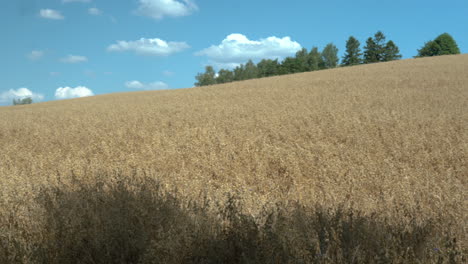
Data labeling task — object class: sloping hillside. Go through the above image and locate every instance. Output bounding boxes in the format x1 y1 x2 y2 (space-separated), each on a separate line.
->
1 55 467 263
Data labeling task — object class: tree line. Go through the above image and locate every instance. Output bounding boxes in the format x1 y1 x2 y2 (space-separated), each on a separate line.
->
13 97 33 105
195 32 460 86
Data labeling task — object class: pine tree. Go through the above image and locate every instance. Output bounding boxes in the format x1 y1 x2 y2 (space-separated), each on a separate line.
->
363 37 379 63
383 40 402 61
321 43 339 69
374 31 387 61
342 36 362 66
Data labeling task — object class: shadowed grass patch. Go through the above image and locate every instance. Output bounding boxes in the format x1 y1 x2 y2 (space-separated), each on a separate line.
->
1 172 464 263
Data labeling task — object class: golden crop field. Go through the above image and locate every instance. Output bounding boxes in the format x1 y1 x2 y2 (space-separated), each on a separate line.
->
1 55 467 263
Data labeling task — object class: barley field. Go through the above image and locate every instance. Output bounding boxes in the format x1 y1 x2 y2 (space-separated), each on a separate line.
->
1 55 467 263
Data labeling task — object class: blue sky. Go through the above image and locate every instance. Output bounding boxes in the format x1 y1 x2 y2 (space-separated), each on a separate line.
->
1 0 467 105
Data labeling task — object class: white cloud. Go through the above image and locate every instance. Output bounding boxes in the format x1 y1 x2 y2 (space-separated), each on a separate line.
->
0 88 44 103
27 50 44 61
39 9 64 20
62 0 92 3
107 38 189 56
195 33 302 69
125 80 169 90
135 0 198 20
60 55 88 64
88 7 101 15
55 86 94 99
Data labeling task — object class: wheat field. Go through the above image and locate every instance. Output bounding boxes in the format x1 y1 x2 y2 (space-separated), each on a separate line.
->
1 55 467 263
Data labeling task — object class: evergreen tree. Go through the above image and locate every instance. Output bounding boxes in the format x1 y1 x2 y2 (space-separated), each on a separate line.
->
417 33 460 57
342 36 362 66
383 40 402 61
194 66 217 86
364 37 379 63
321 43 339 69
374 31 387 61
216 69 234 84
308 47 324 70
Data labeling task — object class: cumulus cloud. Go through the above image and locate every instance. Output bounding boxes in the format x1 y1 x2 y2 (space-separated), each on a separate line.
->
135 0 198 20
39 9 64 20
27 50 44 61
55 86 94 99
195 33 302 68
0 88 44 103
88 7 101 15
107 38 189 56
60 55 88 63
125 80 169 90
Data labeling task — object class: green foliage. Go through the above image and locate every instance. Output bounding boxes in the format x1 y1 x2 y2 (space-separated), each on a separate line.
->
308 47 324 71
342 36 362 66
280 57 301 74
374 31 387 61
216 69 234 84
364 31 402 63
243 60 259 80
417 41 442 57
257 59 280 77
195 66 217 86
295 48 311 72
364 37 379 63
417 33 460 57
233 64 246 81
383 40 402 61
13 97 33 105
321 43 339 69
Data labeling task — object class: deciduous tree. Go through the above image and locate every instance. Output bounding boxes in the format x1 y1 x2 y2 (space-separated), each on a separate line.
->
321 43 339 69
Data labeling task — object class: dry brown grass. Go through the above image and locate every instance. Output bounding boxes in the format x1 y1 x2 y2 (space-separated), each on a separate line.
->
1 55 467 263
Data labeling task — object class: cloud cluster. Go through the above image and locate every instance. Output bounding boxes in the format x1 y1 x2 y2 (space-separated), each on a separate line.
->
196 34 302 68
125 80 169 90
60 55 88 63
55 86 94 99
27 50 44 61
39 9 64 20
136 0 198 20
107 38 189 56
0 88 44 103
